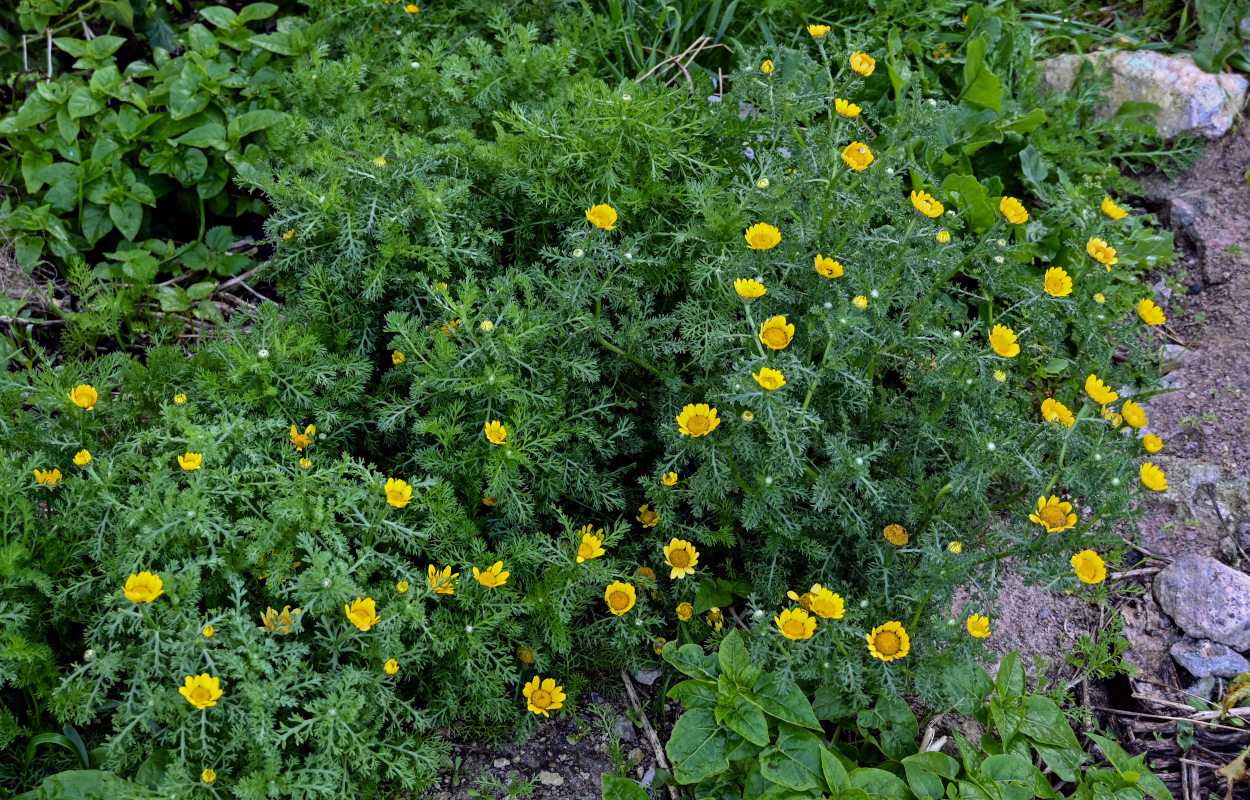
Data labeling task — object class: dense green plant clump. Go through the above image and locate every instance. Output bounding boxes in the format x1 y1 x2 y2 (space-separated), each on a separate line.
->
1 1 1190 797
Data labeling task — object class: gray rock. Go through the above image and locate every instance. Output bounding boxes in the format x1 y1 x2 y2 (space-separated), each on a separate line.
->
1171 638 1250 678
640 764 657 787
1186 675 1217 702
1040 51 1248 138
631 668 662 686
537 771 564 787
1154 554 1250 650
612 716 638 743
492 757 510 769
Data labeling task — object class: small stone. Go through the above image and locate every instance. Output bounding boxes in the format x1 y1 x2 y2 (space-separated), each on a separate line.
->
627 748 645 766
1170 638 1250 678
612 716 637 742
1186 675 1217 702
1039 51 1248 138
493 758 510 769
640 764 657 787
537 771 564 787
631 668 662 686
1154 553 1250 650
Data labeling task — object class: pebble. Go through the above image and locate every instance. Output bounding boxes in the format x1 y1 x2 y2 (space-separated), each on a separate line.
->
493 757 510 769
1170 638 1250 678
612 716 637 742
538 771 564 787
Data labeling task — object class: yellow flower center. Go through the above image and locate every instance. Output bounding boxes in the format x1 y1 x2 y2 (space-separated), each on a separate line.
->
190 685 212 704
782 618 807 638
1039 505 1067 528
687 415 710 435
762 328 788 348
578 542 596 559
531 689 551 709
874 631 901 656
668 548 691 568
608 590 631 611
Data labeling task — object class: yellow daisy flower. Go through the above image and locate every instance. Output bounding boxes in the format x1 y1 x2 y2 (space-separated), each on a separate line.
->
1084 374 1118 405
814 254 843 278
124 572 164 603
999 197 1028 224
484 420 508 444
834 98 862 117
178 674 223 709
1040 397 1074 427
1071 550 1106 584
744 223 781 250
636 504 660 528
427 564 459 594
752 367 786 391
759 315 794 350
849 51 875 76
989 324 1020 357
1137 298 1166 325
344 597 380 631
1043 267 1072 297
841 142 874 171
1029 495 1077 533
604 581 636 615
883 524 908 546
585 204 618 230
1140 461 1168 491
775 607 817 640
68 384 98 411
966 614 991 638
473 561 509 588
1086 237 1118 268
1101 197 1128 220
523 676 566 716
734 278 766 299
910 190 944 218
661 471 678 486
676 403 720 437
73 449 92 466
663 538 700 579
577 525 606 562
385 478 413 508
866 621 909 661
676 602 693 621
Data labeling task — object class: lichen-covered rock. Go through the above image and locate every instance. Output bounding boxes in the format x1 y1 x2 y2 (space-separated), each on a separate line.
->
1040 51 1247 138
1170 637 1250 678
1154 553 1250 650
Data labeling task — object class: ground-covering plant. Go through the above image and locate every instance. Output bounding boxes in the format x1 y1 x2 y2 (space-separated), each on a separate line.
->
1 1 1187 797
0 1 292 351
603 632 1172 800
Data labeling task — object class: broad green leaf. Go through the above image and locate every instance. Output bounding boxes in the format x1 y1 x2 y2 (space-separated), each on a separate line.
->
67 88 104 120
718 630 751 683
154 286 191 312
90 66 122 97
1018 145 1049 192
1033 744 1085 785
902 752 960 779
746 671 820 729
665 709 728 785
109 199 143 241
848 767 911 799
167 77 209 120
228 109 284 141
81 204 114 245
193 300 225 325
171 123 228 150
237 3 280 23
14 235 45 272
21 150 54 193
664 643 718 681
601 775 649 800
995 653 1026 700
980 754 1053 799
187 282 217 302
1193 0 1245 73
199 6 237 27
667 678 717 710
961 37 1002 111
36 770 146 799
99 0 134 29
821 746 849 792
857 691 919 761
941 174 996 232
903 763 945 799
1018 696 1081 750
205 225 234 251
248 33 303 56
720 692 769 747
759 724 824 791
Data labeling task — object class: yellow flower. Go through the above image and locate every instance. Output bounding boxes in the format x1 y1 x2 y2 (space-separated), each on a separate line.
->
1140 461 1168 491
577 526 606 562
605 581 637 615
1071 550 1106 584
636 504 660 528
853 295 868 309
396 580 409 593
178 452 203 471
883 524 908 546
483 496 497 506
788 584 844 619
344 597 380 631
473 560 510 588
752 367 786 391
1094 293 1106 305
757 178 770 188
1121 399 1148 429
989 324 1020 357
993 370 1006 382
289 423 315 451
1101 197 1128 220
259 605 301 635
775 607 817 640
759 315 794 350
384 659 399 675
849 51 876 76
403 3 419 12
866 621 909 661
761 60 774 75
523 676 566 717
516 645 535 664
636 566 656 582
385 477 413 508
676 602 693 621
807 24 831 37
299 458 312 469
841 142 874 171
654 637 667 655
34 468 62 486
676 403 721 437
124 572 164 603
178 674 223 709
910 190 944 218
835 98 862 117
706 607 724 631
1043 267 1073 297
1029 495 1077 533
585 204 618 230
480 319 495 332
1086 237 1118 268
73 449 92 466
1084 374 1118 405
661 471 678 486
1103 405 1124 429
68 384 98 411
936 230 951 243
1138 298 1166 326
814 254 843 278
1040 397 1074 428
202 624 214 638
947 541 962 554
741 410 755 423
966 614 991 638
999 197 1028 224
734 278 766 299
744 222 781 250
202 769 217 784
372 156 387 168
664 538 700 579
484 420 508 444
427 564 459 595
1143 434 1163 453
174 393 188 405
282 228 295 240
